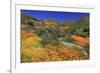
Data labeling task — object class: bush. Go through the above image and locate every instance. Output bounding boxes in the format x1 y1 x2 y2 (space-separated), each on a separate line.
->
41 38 60 46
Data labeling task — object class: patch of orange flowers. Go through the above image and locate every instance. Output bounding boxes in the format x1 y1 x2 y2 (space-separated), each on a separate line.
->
72 35 89 46
21 30 33 39
21 44 88 63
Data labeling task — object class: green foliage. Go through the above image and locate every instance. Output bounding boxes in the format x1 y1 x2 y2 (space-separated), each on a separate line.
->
41 37 60 46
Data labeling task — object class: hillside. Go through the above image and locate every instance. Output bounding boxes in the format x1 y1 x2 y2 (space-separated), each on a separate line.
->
21 12 90 63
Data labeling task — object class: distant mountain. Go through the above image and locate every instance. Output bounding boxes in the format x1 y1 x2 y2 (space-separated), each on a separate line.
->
21 12 44 32
42 19 58 25
21 12 38 24
74 16 89 37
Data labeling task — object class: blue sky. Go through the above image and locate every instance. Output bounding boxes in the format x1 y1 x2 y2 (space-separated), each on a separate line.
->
21 9 89 22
